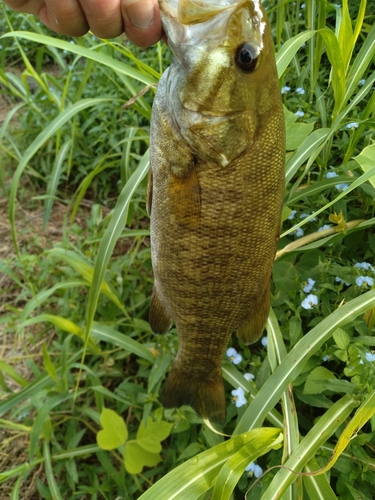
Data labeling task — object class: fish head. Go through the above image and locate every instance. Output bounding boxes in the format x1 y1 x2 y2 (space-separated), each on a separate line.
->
160 0 279 166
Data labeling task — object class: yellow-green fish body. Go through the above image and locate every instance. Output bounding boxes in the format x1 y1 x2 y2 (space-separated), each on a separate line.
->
148 0 285 423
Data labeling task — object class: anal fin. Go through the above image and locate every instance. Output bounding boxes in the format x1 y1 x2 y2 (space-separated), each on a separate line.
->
236 281 271 344
149 286 172 334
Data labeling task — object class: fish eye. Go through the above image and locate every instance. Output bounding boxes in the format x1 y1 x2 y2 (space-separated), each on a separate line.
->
234 43 258 72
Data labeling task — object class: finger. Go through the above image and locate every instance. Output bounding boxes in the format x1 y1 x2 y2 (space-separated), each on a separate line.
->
2 0 44 14
40 0 89 36
122 0 162 47
78 0 124 39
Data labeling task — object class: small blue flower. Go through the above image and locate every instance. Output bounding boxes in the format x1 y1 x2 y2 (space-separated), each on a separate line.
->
303 278 315 293
354 262 375 272
355 276 374 287
322 355 330 362
244 372 255 381
365 352 375 362
288 209 297 220
346 122 359 129
226 347 243 365
231 387 247 407
335 183 349 192
301 294 318 310
281 86 291 94
295 110 305 117
318 224 331 232
296 87 305 95
326 171 339 178
246 462 263 478
335 277 350 287
261 336 268 347
358 79 365 86
295 227 304 237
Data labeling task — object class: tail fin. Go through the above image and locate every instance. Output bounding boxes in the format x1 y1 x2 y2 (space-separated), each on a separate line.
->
161 364 226 424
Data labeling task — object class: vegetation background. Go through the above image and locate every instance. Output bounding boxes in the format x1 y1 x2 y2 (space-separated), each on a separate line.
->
0 0 375 498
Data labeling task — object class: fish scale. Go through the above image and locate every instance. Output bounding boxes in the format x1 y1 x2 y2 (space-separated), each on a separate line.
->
148 0 285 423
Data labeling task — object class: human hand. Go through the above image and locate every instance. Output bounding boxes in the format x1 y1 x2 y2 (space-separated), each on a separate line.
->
2 0 162 47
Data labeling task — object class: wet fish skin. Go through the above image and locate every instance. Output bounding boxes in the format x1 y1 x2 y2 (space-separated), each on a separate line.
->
148 0 285 423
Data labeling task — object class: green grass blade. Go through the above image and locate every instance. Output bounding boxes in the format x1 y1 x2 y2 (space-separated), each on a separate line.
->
344 25 375 106
303 457 338 500
285 128 330 185
48 248 124 311
83 150 149 346
138 428 282 500
43 139 71 229
20 280 88 323
211 430 283 500
43 440 64 500
90 322 155 363
261 395 357 500
9 98 118 256
0 352 82 417
234 289 375 434
1 32 157 86
276 31 316 79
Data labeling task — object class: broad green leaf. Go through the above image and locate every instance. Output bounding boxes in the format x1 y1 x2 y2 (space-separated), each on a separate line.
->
97 408 128 450
353 144 375 188
138 428 281 500
304 367 337 395
286 122 315 151
333 328 350 350
124 441 161 475
136 417 173 453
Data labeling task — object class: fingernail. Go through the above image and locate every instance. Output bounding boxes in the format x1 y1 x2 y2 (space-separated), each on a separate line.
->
124 0 155 29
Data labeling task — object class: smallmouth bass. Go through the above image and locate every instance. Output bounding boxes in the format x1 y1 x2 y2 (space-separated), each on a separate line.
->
148 0 285 423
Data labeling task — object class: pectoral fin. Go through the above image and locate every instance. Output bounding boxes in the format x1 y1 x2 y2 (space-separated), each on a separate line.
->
236 281 271 344
168 165 201 228
149 286 172 334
